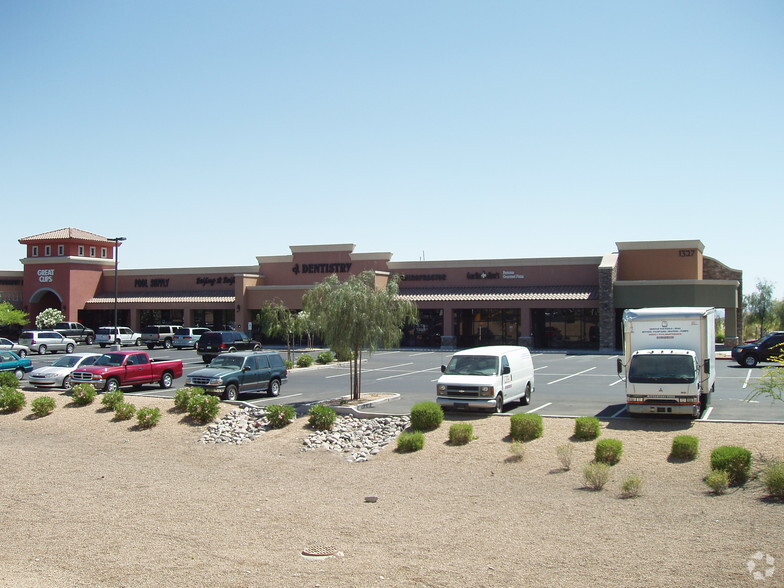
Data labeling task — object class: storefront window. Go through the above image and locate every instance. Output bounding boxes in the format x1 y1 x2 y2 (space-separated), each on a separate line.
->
402 309 443 348
192 310 235 330
453 309 520 348
531 308 599 349
139 310 184 327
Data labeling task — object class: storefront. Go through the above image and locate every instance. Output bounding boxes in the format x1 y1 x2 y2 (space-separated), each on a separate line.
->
2 229 743 350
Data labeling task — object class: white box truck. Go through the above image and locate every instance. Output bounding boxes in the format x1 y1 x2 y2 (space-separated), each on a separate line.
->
436 345 535 413
617 307 716 417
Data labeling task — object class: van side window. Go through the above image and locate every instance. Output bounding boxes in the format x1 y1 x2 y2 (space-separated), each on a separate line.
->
501 356 510 375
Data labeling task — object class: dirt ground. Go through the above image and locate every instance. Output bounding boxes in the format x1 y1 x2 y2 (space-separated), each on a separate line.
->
1 390 783 587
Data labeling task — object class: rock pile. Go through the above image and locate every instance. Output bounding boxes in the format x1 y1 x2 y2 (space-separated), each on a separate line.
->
302 415 410 462
200 407 269 444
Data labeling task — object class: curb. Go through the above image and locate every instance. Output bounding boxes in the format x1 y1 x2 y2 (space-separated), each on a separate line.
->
330 394 403 418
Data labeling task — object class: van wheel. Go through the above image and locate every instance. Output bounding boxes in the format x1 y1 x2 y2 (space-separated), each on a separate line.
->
223 384 239 401
38 344 47 355
520 384 531 406
494 394 504 413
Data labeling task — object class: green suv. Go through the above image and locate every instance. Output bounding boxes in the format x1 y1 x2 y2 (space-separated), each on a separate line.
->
185 351 287 401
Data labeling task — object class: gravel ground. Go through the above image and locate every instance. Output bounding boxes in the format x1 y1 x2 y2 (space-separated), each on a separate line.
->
1 391 783 587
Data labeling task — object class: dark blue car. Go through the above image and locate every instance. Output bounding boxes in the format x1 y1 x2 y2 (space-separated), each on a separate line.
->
0 350 34 380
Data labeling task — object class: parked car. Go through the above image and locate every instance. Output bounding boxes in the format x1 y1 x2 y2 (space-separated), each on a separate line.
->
95 326 141 348
0 350 33 380
0 337 30 358
173 327 210 349
53 322 96 345
71 351 183 392
28 352 102 389
140 325 180 349
18 331 77 355
196 331 261 363
731 331 784 367
186 351 287 400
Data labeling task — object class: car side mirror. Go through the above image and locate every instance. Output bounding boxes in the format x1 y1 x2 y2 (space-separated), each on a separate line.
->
703 359 710 375
616 358 623 374
441 365 446 373
243 366 251 372
502 366 511 375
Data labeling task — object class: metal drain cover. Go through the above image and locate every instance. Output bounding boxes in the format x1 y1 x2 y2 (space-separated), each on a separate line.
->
302 544 339 558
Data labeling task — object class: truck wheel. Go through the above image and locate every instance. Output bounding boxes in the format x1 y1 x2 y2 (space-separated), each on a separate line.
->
223 384 239 401
105 378 120 393
743 354 758 368
14 368 24 380
65 343 75 354
38 344 47 355
698 393 708 416
267 379 281 397
494 393 504 413
159 372 173 389
520 384 531 406
163 339 172 349
85 335 94 345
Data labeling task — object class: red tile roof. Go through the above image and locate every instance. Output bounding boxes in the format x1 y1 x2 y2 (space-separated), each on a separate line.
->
398 285 598 302
19 228 110 243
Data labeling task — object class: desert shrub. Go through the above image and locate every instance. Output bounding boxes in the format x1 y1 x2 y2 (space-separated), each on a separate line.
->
0 389 26 412
705 469 729 495
556 444 574 470
296 354 314 368
762 461 784 500
0 371 19 388
187 393 221 424
334 349 353 362
174 387 203 411
583 462 612 490
574 416 601 440
595 438 623 465
449 423 474 445
670 435 699 461
308 405 337 430
510 413 543 442
317 351 335 364
620 473 644 498
114 402 136 421
265 404 296 429
71 383 97 406
101 390 125 411
410 401 444 432
136 407 161 429
284 360 294 369
31 396 56 417
509 441 526 461
710 445 752 485
397 431 425 452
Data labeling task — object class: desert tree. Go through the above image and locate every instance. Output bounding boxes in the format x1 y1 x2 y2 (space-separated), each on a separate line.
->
744 279 776 339
303 271 418 400
256 300 302 362
0 302 28 330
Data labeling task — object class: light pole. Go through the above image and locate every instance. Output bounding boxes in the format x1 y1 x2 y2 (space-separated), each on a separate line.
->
109 237 126 350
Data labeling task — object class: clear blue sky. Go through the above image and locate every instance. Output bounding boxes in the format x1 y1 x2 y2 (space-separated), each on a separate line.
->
1 1 782 298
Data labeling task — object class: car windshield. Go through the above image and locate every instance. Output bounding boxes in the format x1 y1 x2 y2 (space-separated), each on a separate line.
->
52 356 82 368
629 354 696 384
444 355 499 376
209 356 245 369
94 354 125 367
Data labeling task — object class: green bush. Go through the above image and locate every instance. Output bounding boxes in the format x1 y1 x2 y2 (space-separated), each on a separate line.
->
670 435 699 461
187 393 221 424
296 354 314 368
762 461 784 500
114 402 136 421
284 360 294 369
510 413 543 442
31 396 56 417
397 431 425 452
175 387 202 411
316 351 335 364
136 407 161 429
0 371 19 388
583 462 612 490
265 404 296 429
595 438 623 465
448 423 474 445
620 473 644 498
705 469 729 495
574 416 601 440
0 389 26 412
71 383 97 406
410 401 444 432
710 445 752 485
101 390 125 411
308 405 337 430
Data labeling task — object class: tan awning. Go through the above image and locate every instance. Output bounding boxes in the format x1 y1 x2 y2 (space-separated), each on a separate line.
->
398 285 598 302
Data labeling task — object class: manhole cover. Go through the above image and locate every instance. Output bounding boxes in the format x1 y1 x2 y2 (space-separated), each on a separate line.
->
302 544 339 558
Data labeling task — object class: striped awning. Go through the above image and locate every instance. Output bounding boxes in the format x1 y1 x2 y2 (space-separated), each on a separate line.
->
398 285 598 302
84 291 235 305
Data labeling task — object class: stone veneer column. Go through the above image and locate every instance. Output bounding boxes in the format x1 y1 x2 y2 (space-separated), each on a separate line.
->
598 253 618 352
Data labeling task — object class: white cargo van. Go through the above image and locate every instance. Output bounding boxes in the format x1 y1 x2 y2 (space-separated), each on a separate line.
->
436 345 535 413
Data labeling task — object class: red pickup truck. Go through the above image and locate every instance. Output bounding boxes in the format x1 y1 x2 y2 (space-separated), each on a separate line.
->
70 351 183 392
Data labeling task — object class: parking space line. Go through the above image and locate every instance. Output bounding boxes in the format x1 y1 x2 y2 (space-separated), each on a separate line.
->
610 406 627 418
325 362 413 379
699 407 714 420
526 402 552 413
742 370 752 389
376 367 441 381
250 393 302 403
609 378 624 386
547 367 596 385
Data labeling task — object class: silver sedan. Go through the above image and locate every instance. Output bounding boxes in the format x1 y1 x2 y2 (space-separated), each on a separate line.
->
28 353 102 389
0 337 30 357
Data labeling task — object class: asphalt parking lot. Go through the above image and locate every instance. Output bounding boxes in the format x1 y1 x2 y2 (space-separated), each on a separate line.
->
19 346 784 424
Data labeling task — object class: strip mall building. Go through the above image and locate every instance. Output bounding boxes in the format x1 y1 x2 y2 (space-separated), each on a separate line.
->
0 228 743 350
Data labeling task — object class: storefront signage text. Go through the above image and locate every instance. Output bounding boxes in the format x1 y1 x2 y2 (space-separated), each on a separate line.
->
467 270 525 280
196 276 236 287
135 278 170 288
292 263 352 275
401 274 447 281
37 269 54 283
